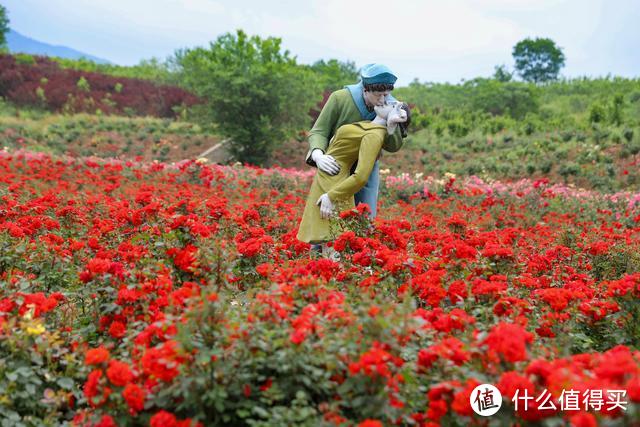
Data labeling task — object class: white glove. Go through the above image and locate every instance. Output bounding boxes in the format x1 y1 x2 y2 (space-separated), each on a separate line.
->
386 102 408 135
316 193 334 219
311 149 340 175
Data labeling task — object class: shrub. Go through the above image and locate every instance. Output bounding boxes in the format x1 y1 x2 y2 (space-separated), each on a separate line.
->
465 78 540 119
175 30 322 166
0 53 201 117
589 102 607 124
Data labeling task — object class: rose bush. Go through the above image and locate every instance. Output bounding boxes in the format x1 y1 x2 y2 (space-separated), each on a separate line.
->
0 150 639 426
0 54 200 118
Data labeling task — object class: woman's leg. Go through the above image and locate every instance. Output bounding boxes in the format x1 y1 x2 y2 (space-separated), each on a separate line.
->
321 243 341 262
310 243 340 262
310 243 322 257
353 159 380 219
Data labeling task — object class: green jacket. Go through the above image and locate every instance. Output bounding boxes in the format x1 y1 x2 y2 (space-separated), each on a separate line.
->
305 88 405 167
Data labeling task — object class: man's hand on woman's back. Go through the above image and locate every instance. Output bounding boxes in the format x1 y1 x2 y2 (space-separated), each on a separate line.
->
312 149 341 175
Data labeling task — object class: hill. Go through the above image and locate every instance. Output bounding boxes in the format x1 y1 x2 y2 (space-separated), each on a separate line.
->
7 29 111 64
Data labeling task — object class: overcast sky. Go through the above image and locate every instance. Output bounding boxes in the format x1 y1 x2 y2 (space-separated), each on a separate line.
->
4 0 639 86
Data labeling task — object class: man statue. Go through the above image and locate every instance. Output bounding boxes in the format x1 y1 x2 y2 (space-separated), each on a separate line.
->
305 63 407 220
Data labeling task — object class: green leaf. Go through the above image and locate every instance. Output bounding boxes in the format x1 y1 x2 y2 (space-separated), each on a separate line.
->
57 377 74 390
251 406 269 419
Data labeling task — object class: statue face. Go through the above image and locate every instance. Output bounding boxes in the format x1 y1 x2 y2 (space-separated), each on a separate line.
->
363 89 390 108
374 101 401 119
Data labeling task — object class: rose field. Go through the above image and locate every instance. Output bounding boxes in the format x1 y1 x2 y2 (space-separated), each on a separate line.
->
1 150 640 427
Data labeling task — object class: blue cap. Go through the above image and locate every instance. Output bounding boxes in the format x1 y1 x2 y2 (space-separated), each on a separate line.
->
360 63 397 85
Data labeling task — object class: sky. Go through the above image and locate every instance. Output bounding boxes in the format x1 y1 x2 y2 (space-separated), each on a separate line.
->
4 0 639 86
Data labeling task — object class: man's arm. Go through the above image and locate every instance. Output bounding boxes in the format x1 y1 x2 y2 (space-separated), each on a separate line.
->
305 92 340 167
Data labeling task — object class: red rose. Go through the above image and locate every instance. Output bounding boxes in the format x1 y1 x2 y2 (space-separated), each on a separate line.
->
150 410 178 427
107 360 134 387
123 383 146 413
85 347 110 366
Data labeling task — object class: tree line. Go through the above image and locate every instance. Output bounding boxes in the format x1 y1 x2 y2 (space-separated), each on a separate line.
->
0 5 581 166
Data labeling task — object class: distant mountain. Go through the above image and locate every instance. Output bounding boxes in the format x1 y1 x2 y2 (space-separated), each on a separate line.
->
7 29 112 64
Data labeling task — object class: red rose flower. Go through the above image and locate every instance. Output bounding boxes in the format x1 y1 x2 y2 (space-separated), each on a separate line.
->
123 383 146 413
107 360 134 387
85 347 110 366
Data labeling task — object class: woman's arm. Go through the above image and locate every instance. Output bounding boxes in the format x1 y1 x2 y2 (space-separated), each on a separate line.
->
382 93 405 152
327 132 383 201
382 126 404 153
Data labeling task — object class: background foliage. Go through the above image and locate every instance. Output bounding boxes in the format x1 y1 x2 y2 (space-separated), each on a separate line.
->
175 30 322 166
0 4 8 49
512 37 566 83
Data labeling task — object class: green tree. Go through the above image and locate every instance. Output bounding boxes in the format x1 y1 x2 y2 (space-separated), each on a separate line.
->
53 56 176 84
309 59 358 92
464 77 540 119
492 64 513 82
512 37 565 83
175 29 322 166
0 4 9 49
609 93 624 125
